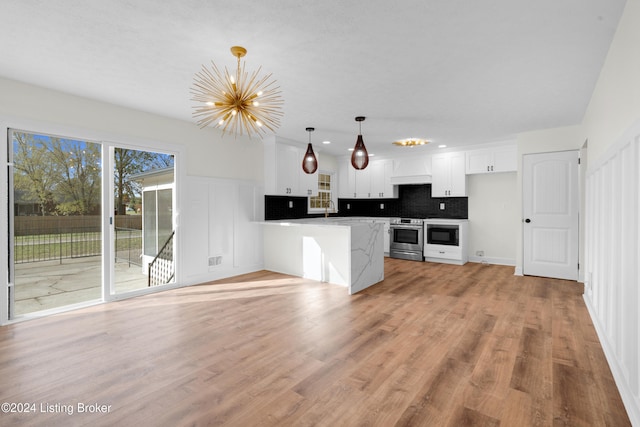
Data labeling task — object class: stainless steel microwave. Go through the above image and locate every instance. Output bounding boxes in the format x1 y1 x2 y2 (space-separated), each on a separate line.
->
426 224 459 246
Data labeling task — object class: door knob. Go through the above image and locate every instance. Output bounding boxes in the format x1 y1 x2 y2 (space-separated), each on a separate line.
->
525 218 531 223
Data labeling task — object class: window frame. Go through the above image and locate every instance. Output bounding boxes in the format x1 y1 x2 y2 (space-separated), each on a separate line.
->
307 170 337 214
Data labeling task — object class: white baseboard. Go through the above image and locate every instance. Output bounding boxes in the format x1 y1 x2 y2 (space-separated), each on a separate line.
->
182 263 265 287
468 255 515 266
583 295 640 426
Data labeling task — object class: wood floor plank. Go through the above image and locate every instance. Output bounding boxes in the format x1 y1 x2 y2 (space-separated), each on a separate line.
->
0 259 631 426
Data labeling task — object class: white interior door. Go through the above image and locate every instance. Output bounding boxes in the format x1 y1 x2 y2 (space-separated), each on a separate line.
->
523 150 579 280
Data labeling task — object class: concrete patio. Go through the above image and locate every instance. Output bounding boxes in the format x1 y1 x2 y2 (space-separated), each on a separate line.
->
13 256 151 316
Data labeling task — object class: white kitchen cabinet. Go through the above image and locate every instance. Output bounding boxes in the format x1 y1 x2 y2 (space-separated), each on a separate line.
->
265 141 318 196
353 167 371 198
466 145 517 174
338 163 364 198
431 152 467 197
370 160 397 198
338 161 355 198
338 159 397 199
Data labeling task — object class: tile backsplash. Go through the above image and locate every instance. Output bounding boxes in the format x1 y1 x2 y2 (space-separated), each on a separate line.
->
265 184 467 220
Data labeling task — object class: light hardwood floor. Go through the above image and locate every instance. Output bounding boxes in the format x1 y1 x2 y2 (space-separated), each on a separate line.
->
0 259 630 426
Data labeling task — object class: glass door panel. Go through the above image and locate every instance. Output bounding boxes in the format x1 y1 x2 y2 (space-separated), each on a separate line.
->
10 130 102 317
113 148 174 293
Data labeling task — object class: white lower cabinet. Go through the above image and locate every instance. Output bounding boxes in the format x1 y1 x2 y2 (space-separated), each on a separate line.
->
424 244 463 261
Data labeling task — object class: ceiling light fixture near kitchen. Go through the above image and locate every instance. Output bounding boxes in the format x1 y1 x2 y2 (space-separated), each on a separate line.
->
392 138 430 147
190 46 283 138
351 116 369 170
302 127 318 174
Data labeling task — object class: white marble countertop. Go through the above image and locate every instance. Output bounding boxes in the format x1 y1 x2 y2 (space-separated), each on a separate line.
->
262 217 389 227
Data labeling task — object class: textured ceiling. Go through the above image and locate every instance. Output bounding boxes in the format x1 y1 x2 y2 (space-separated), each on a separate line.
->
0 0 627 156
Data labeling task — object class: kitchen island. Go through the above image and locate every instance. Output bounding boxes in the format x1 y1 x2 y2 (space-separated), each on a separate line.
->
262 218 384 294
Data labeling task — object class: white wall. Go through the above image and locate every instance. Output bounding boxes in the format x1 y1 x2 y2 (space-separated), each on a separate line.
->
467 172 517 265
181 176 264 286
579 0 640 424
582 0 640 167
0 77 264 181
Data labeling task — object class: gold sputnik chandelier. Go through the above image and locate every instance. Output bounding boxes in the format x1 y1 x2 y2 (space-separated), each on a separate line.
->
191 46 283 138
392 138 430 147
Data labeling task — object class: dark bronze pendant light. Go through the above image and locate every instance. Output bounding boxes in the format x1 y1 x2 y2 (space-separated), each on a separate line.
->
351 116 369 170
302 127 318 174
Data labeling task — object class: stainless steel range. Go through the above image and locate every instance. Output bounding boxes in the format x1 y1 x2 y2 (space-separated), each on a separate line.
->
389 218 424 261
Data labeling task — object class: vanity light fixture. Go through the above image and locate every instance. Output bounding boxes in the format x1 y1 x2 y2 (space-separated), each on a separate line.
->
302 127 318 174
351 116 369 170
191 45 283 138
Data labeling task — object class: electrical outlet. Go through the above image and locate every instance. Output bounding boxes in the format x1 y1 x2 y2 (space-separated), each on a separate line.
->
288 201 293 208
347 203 350 210
440 202 445 210
476 250 484 257
208 256 223 266
380 203 384 209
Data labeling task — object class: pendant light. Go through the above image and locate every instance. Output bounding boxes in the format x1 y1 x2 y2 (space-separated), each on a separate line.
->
351 116 369 170
302 127 318 174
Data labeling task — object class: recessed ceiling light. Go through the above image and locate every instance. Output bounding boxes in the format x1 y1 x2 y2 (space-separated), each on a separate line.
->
438 144 447 148
322 140 331 144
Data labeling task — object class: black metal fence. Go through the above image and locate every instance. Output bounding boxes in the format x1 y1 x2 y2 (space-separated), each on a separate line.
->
13 215 142 265
115 227 142 266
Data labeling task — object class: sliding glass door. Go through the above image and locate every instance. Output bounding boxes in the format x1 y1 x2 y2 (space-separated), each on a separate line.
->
9 130 103 316
7 129 177 319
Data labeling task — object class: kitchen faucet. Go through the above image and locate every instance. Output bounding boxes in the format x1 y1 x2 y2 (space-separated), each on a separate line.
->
324 200 336 218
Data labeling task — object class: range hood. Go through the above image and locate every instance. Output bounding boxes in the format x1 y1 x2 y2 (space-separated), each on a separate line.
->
390 174 432 185
390 156 432 185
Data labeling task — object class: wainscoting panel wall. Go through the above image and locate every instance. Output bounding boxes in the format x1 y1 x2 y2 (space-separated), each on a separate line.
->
181 176 264 285
584 121 640 425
